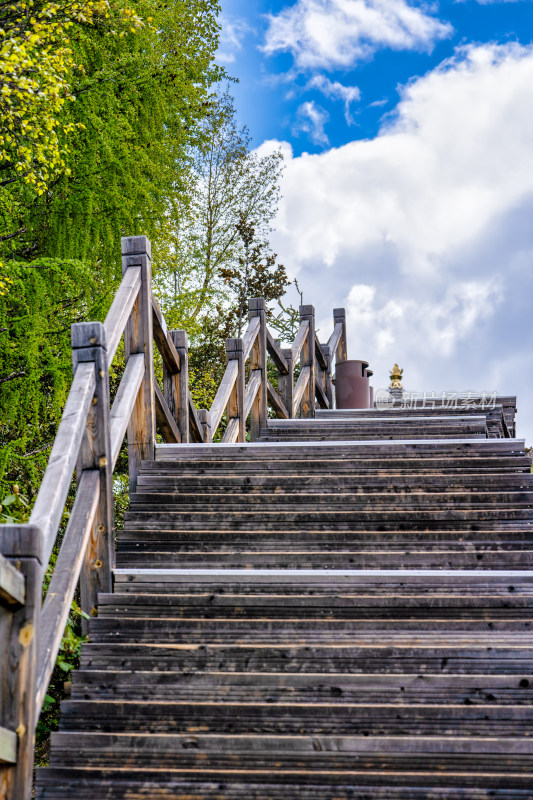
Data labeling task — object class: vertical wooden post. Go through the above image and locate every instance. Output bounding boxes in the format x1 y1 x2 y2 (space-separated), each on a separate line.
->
226 338 245 442
333 308 347 362
71 321 114 622
174 331 189 444
279 347 294 418
163 330 189 444
299 304 316 418
0 525 42 800
322 344 334 409
121 236 155 493
248 298 267 441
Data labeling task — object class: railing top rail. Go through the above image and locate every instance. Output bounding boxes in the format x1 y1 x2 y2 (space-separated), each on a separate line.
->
266 329 289 375
104 266 141 365
29 361 96 568
209 357 240 438
291 319 309 362
242 316 261 362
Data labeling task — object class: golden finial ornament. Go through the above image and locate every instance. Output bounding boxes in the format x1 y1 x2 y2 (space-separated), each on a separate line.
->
389 363 403 390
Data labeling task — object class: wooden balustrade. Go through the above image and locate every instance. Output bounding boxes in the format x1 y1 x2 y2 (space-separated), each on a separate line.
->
0 234 348 799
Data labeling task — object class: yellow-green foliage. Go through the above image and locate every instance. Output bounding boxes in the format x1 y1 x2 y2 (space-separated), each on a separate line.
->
0 0 143 213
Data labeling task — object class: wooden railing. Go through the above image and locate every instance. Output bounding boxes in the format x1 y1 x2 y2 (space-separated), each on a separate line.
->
0 235 348 799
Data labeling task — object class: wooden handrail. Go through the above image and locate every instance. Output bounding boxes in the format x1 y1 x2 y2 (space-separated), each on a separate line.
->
36 469 100 713
0 233 350 799
209 358 239 438
293 365 311 411
266 329 289 375
291 319 309 362
327 322 343 360
315 333 328 370
29 363 95 567
242 315 260 362
104 265 141 365
109 353 145 468
244 370 262 419
152 296 181 374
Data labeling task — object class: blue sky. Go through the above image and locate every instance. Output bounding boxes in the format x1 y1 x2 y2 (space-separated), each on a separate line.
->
217 0 533 440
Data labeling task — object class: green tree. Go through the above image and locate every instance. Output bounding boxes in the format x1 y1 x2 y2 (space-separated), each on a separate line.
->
220 216 290 337
0 0 143 240
155 89 285 331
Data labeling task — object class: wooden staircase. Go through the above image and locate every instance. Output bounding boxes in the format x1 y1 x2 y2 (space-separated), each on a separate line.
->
36 414 533 799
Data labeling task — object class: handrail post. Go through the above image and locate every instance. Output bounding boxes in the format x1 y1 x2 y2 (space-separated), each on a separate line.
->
322 344 334 409
248 298 267 440
332 308 347 410
299 304 316 418
71 321 114 622
174 331 189 443
226 338 245 442
0 525 42 800
279 347 294 418
163 330 189 444
333 308 347 361
121 236 155 493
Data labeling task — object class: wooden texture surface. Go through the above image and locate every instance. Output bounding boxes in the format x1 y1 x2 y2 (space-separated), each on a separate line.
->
0 555 24 607
36 407 533 799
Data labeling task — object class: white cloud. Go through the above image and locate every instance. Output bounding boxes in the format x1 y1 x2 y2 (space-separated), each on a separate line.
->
217 16 253 64
347 278 503 359
293 101 330 144
262 0 452 70
307 76 361 123
263 43 533 439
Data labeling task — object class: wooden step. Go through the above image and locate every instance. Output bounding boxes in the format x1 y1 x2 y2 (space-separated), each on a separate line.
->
71 670 533 704
37 418 533 797
35 767 533 799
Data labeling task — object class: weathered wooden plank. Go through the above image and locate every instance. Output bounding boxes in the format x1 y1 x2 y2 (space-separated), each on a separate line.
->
245 371 262 419
109 353 144 470
333 308 347 361
298 306 315 418
163 330 189 443
315 334 328 370
0 725 16 765
103 266 141 366
122 235 156 494
72 321 114 623
209 360 239 439
0 529 41 800
188 392 206 444
249 299 267 441
222 417 240 444
327 322 343 362
278 348 294 420
291 319 309 362
0 554 24 607
37 470 100 714
267 380 289 419
315 376 330 409
29 362 95 566
154 382 181 444
151 296 181 374
266 329 289 375
225 338 245 443
293 365 311 411
242 316 260 362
